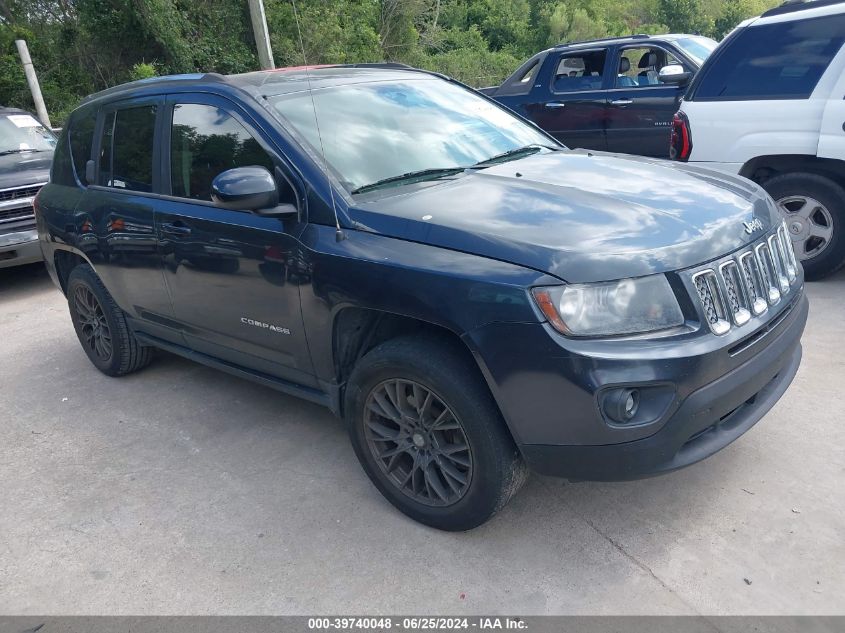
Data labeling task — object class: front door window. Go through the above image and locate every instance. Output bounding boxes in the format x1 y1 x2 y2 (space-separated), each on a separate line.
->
615 48 683 88
169 103 274 201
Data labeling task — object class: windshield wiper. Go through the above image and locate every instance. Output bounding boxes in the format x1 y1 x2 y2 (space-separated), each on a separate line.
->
350 145 560 194
351 167 466 195
471 145 550 168
0 148 47 156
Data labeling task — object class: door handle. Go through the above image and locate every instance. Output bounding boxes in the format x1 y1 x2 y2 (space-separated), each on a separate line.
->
545 102 566 109
611 99 633 106
161 221 192 237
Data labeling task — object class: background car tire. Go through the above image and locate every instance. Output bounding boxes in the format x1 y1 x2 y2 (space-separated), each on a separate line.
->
66 264 153 376
344 335 527 531
763 172 845 280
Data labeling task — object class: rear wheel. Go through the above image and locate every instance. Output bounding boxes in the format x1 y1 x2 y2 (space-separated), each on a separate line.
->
67 264 153 376
763 172 845 280
345 335 526 531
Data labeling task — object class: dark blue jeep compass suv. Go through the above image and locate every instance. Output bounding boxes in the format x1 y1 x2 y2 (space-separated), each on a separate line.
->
36 65 808 530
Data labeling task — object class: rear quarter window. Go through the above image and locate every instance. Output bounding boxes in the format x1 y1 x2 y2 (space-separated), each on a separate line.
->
68 109 97 186
692 14 845 101
50 129 75 186
495 54 546 97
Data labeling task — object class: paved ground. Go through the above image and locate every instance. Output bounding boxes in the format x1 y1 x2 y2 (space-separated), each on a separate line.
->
1 262 843 615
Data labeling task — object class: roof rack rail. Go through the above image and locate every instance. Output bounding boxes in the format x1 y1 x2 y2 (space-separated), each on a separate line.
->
761 0 845 18
336 62 415 70
80 72 227 104
556 34 650 48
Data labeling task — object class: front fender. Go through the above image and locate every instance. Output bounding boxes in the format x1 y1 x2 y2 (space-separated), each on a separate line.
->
297 223 553 382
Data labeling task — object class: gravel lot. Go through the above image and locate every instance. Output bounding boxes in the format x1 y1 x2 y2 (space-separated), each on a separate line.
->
1 262 843 615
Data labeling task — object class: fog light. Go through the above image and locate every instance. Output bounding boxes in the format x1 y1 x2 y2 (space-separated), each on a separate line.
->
605 388 640 424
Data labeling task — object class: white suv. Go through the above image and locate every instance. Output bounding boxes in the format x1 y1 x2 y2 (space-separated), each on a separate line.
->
673 0 845 279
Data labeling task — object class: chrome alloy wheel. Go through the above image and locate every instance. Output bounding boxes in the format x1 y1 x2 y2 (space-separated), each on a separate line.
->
777 195 835 261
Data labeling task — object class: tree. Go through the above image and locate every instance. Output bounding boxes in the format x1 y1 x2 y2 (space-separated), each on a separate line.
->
0 0 783 124
658 0 706 33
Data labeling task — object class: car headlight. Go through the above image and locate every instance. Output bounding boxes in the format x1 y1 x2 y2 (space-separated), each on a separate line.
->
532 275 685 337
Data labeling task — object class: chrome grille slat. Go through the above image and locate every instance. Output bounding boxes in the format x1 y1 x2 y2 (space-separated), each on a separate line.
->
692 270 730 335
755 243 781 305
0 206 34 223
768 234 790 293
719 261 751 326
0 184 41 201
739 252 768 316
777 224 797 282
690 228 800 336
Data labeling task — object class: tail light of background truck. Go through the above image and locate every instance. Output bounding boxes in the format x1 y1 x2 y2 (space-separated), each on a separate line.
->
670 111 692 161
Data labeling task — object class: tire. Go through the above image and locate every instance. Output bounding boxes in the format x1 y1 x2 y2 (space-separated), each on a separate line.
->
66 264 153 376
344 335 527 531
763 172 845 280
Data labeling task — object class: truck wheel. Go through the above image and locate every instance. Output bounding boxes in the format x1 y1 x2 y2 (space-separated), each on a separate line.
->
763 172 845 280
66 264 153 376
344 335 527 531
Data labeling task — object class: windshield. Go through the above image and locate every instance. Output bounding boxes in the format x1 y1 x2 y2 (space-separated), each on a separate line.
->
270 78 556 193
675 36 719 65
0 113 56 154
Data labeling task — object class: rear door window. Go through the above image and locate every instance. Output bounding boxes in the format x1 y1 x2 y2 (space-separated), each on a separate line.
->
694 14 845 101
97 105 157 192
551 50 607 93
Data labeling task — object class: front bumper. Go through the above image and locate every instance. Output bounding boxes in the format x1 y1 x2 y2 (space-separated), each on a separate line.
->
0 229 42 269
467 291 808 481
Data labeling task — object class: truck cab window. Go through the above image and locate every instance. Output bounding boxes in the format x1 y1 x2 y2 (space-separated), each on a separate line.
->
552 50 606 93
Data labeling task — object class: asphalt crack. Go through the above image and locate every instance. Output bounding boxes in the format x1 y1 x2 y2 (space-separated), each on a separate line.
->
579 514 723 631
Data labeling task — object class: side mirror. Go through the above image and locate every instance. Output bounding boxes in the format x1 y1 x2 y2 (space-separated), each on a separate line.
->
253 202 298 219
211 166 279 212
658 64 692 86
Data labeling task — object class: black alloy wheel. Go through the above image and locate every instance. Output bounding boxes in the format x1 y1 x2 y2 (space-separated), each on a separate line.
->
364 378 473 507
72 284 113 362
66 264 153 376
345 335 527 531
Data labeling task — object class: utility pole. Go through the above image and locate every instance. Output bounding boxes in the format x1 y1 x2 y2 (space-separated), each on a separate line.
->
14 39 51 129
247 0 275 70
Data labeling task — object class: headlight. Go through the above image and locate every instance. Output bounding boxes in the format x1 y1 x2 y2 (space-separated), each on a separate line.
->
532 275 685 337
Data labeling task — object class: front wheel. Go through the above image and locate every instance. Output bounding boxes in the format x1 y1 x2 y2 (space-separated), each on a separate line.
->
763 172 845 280
344 335 527 531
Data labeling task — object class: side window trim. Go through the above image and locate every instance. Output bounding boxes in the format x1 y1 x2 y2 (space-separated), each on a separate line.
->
90 96 164 194
548 47 611 95
162 93 306 215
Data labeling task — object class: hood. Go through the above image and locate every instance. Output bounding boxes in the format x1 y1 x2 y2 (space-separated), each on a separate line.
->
0 151 52 190
350 151 778 283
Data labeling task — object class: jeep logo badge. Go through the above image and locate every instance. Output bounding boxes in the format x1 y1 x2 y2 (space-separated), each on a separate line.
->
743 218 764 234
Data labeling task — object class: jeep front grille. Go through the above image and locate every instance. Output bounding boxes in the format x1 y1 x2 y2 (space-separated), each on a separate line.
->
690 223 799 336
